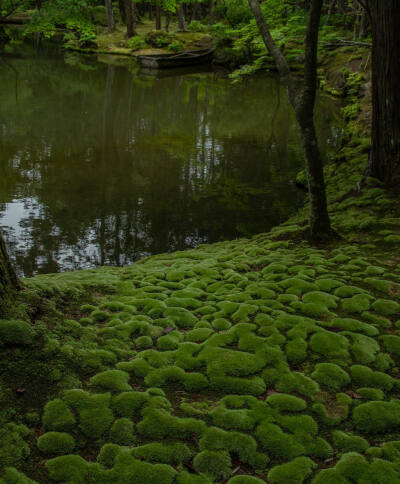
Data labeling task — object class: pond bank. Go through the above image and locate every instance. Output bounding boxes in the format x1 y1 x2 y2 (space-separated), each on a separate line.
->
1 41 400 483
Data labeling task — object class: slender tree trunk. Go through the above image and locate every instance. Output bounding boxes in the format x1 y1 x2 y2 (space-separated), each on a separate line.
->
155 3 162 30
105 0 115 32
209 0 215 25
0 232 21 317
177 4 187 30
358 5 368 38
365 0 400 185
326 0 337 25
248 0 332 239
165 11 171 32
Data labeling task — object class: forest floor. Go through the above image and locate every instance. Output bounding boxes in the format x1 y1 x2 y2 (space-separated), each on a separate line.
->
1 43 400 484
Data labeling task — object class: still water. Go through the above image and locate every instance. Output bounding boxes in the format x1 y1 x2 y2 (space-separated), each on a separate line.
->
0 48 342 276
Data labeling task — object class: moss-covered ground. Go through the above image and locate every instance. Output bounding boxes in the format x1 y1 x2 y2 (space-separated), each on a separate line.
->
1 44 400 483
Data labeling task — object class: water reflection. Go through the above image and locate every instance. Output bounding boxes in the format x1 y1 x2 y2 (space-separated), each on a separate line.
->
0 49 342 276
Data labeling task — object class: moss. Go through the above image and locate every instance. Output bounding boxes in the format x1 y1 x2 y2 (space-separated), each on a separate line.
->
97 443 122 468
268 457 316 484
45 455 88 482
212 318 232 331
331 430 369 453
372 299 400 316
311 468 349 483
112 391 150 418
286 337 308 364
193 450 232 481
341 294 371 313
37 432 75 455
256 422 304 460
353 401 400 434
356 387 384 400
185 328 213 342
1 468 38 483
335 452 368 481
309 331 350 361
64 390 114 438
110 418 135 445
266 393 307 412
90 370 131 392
0 320 35 346
311 363 350 390
0 424 31 469
133 442 192 465
135 335 153 349
42 399 75 431
350 365 393 390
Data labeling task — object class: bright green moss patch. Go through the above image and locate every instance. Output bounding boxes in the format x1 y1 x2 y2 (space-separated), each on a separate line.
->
353 401 400 434
193 450 232 481
42 399 75 431
37 432 75 455
110 418 135 445
311 363 350 390
90 370 131 392
132 442 192 465
268 457 317 484
45 455 88 482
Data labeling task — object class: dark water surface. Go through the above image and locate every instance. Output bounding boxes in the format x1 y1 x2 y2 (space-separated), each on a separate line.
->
0 48 342 276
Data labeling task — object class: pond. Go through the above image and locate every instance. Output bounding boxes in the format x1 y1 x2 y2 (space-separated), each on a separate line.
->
0 46 342 276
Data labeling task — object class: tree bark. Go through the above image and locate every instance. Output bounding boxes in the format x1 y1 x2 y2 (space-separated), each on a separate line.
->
248 0 332 239
365 0 400 185
105 0 115 32
155 3 162 30
177 4 187 31
165 11 171 32
0 232 21 317
209 0 215 25
124 0 136 37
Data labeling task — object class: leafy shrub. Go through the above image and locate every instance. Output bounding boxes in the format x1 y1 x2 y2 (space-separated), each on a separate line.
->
187 21 208 33
127 36 146 51
168 41 184 53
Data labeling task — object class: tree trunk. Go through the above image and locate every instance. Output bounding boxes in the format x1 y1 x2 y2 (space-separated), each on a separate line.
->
155 3 162 30
105 0 115 32
118 0 126 23
326 0 337 25
209 0 215 25
0 232 21 317
365 0 400 185
165 11 171 32
124 0 136 37
248 0 332 239
177 4 187 30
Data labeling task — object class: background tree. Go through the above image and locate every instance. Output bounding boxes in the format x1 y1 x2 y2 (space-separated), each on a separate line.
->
247 0 333 240
364 0 400 185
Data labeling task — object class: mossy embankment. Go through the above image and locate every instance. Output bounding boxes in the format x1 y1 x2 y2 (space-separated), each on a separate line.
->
1 44 400 484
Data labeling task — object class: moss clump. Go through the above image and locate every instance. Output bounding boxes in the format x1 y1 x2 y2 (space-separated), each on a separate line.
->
341 294 371 313
1 467 38 483
133 442 192 465
63 390 114 438
0 423 31 469
309 331 349 361
90 370 131 392
97 443 122 468
193 450 232 481
110 418 135 445
37 432 75 455
311 363 350 390
268 457 316 483
42 399 75 431
45 455 88 482
332 430 369 453
353 401 400 434
266 393 307 412
372 299 400 316
256 422 303 460
112 391 150 418
0 320 35 346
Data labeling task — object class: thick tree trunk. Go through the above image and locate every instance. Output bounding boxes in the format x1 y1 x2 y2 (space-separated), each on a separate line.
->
165 12 171 32
124 0 136 37
248 0 332 239
365 0 400 185
105 0 115 32
0 232 20 317
177 4 187 31
118 0 126 23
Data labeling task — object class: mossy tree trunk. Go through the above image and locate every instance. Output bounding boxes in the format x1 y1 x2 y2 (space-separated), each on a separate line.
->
0 232 21 317
248 0 333 240
123 0 136 38
365 0 400 185
177 4 187 31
